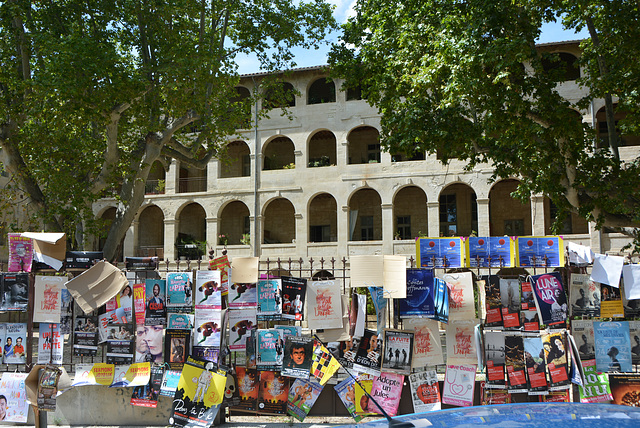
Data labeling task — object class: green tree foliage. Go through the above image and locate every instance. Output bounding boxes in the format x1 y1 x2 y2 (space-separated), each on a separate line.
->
330 0 640 248
0 0 336 260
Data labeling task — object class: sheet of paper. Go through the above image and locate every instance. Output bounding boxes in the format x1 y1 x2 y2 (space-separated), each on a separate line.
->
231 257 259 283
591 254 624 287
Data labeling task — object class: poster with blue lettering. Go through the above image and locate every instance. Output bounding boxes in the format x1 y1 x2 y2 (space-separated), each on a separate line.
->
256 329 284 371
530 272 567 326
594 321 632 373
433 277 449 324
399 269 435 318
166 272 193 308
466 237 514 268
416 238 464 268
257 279 282 321
516 236 564 267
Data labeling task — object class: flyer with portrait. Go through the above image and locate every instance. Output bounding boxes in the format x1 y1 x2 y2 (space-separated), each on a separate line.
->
334 376 363 422
409 370 441 412
0 372 29 422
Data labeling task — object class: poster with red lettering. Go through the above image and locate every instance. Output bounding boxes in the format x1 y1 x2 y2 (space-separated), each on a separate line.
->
306 280 343 330
530 272 568 326
405 318 444 367
446 320 479 365
33 276 66 323
442 272 476 321
38 323 64 364
381 329 413 375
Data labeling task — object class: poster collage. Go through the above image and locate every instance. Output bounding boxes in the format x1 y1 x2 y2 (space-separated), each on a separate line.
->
2 234 640 425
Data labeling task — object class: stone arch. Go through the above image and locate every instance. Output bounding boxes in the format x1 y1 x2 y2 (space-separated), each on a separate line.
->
348 187 382 241
347 126 380 165
146 161 166 194
307 77 336 104
263 81 295 109
137 205 165 257
263 197 296 244
218 200 251 245
308 192 337 242
393 185 428 240
596 104 640 147
263 136 295 170
488 179 532 236
307 130 337 167
220 140 251 178
438 183 477 237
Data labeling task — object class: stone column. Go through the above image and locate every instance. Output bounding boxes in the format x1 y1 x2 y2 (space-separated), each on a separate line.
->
531 195 546 235
381 203 394 254
476 198 490 236
339 205 349 256
589 221 602 254
166 159 178 195
427 201 440 237
295 213 306 255
252 215 261 256
206 217 218 252
164 218 177 261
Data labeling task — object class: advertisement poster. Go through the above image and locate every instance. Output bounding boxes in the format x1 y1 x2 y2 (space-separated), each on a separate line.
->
37 366 61 411
209 255 231 296
106 330 135 365
145 279 167 325
416 237 464 268
499 278 521 329
480 383 510 405
134 325 164 363
405 318 444 367
354 375 375 415
38 323 64 365
432 277 449 323
541 332 570 388
530 271 568 326
0 272 29 311
110 363 151 388
71 363 115 387
194 308 222 348
229 308 256 351
629 321 640 365
257 279 282 320
504 334 527 392
353 329 382 375
381 329 413 375
258 371 289 415
282 336 313 379
281 276 307 321
409 370 441 412
234 367 259 411
59 287 73 334
516 236 564 267
484 331 506 387
483 275 503 327
166 272 193 308
523 335 548 394
442 272 475 321
256 329 284 371
570 273 600 317
399 269 435 318
442 364 476 407
466 236 514 268
609 374 640 406
369 372 404 417
601 284 624 318
33 276 66 323
594 321 632 373
195 270 221 310
579 359 613 403
4 323 27 364
170 358 226 428
287 378 324 421
165 329 191 370
310 343 340 385
445 320 479 365
0 372 29 422
306 279 343 329
159 370 181 397
8 233 33 272
229 281 257 309
133 283 146 326
334 377 363 422
168 313 195 330
572 320 596 361
130 365 164 408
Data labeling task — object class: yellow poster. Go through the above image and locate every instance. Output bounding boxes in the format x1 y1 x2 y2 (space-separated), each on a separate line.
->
90 363 115 386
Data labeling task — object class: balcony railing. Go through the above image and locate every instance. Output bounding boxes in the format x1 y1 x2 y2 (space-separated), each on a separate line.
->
145 179 165 195
178 176 207 193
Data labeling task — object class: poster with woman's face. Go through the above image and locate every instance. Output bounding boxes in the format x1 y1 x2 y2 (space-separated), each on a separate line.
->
135 325 164 363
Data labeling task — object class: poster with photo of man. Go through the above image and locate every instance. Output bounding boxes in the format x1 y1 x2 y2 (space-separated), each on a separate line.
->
570 273 600 317
0 272 29 311
3 323 27 364
282 336 313 379
145 279 167 325
73 312 98 356
381 329 414 375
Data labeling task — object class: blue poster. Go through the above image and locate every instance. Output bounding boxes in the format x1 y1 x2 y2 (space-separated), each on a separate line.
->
398 269 435 318
530 272 567 326
416 238 464 268
517 236 564 267
594 321 632 373
166 272 193 308
432 277 449 324
257 279 282 320
466 237 514 268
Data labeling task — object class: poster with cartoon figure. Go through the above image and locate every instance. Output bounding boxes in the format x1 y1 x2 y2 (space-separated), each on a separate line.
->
286 378 324 421
195 270 221 310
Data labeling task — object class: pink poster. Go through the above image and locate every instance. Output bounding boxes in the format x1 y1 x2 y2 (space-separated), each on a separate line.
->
442 364 476 407
133 283 146 326
369 372 404 416
8 233 33 272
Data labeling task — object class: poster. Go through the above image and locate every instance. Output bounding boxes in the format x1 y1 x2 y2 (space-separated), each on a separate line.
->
59 287 73 334
135 325 164 363
130 365 164 408
445 320 479 365
306 279 343 329
399 269 435 318
287 378 323 421
37 366 61 411
0 372 29 422
409 370 441 412
432 277 449 323
369 372 404 417
209 255 231 295
8 233 33 272
73 313 99 357
353 329 382 375
572 320 596 361
160 370 182 397
1 272 29 311
281 276 307 321
405 318 444 367
229 308 256 351
195 270 221 309
523 335 548 394
170 358 226 427
504 334 527 391
145 279 167 325
334 376 363 422
594 321 632 373
168 313 195 330
480 383 510 405
4 323 27 364
165 329 191 369
484 331 506 387
234 367 259 411
71 363 115 387
516 236 564 267
466 236 514 268
482 275 503 327
38 323 64 365
133 283 146 326
442 272 476 321
601 284 624 318
166 272 193 308
106 323 135 365
381 329 413 375
33 276 66 323
258 371 289 415
499 278 521 329
256 329 284 371
282 336 313 378
257 279 282 320
229 281 257 308
442 364 476 407
530 272 568 326
579 359 613 403
368 286 387 335
609 374 640 406
194 308 222 351
629 320 640 365
541 331 570 388
570 273 600 317
416 237 464 268
310 342 340 385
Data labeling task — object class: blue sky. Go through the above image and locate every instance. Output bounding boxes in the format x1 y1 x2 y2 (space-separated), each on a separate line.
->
235 2 589 74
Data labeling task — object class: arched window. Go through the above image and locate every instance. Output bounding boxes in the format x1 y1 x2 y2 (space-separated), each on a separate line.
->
541 52 580 82
308 78 336 104
263 82 295 109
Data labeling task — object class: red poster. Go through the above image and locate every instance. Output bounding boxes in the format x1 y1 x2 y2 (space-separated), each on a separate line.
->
133 283 146 326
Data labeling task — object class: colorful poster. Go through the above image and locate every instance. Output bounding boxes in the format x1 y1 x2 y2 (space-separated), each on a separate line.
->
442 272 476 321
334 377 363 422
3 323 26 364
601 284 624 318
159 369 181 397
165 329 191 370
258 371 289 415
405 318 444 367
8 233 33 272
166 272 193 308
354 375 375 415
229 308 256 351
145 279 167 325
609 374 640 406
33 276 65 323
399 269 435 318
416 237 464 268
442 364 476 407
570 273 600 317
234 367 259 411
433 277 449 323
135 325 164 363
257 279 282 320
117 283 133 323
195 270 221 310
466 236 514 268
541 331 570 388
446 320 479 365
572 320 595 361
71 363 115 387
307 280 343 329
523 335 548 394
133 283 146 326
110 362 151 388
530 272 568 326
480 383 510 405
368 286 387 335
281 276 307 321
482 275 503 327
229 281 257 308
484 331 506 387
579 359 613 403
499 278 521 329
516 236 564 267
287 378 323 421
168 313 195 330
38 323 64 365
0 372 29 422
130 365 163 408
369 372 404 417
1 272 29 311
381 329 413 375
0 324 4 362
256 329 284 371
282 336 313 378
209 255 231 296
409 370 441 412
353 329 382 375
37 366 61 412
594 321 632 373
194 309 222 348
310 343 340 385
170 358 226 427
504 334 527 391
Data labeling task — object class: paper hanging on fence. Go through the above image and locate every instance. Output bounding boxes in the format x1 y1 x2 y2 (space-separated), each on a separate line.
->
64 260 129 314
